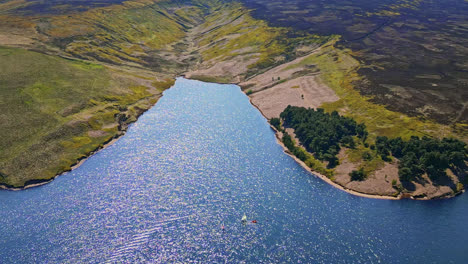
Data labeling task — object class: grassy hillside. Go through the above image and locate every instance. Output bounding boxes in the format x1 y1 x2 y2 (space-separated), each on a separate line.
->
0 0 223 187
1 0 222 70
0 46 172 187
185 2 330 83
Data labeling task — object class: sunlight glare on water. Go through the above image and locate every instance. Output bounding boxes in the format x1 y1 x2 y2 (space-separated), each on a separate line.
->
0 78 467 263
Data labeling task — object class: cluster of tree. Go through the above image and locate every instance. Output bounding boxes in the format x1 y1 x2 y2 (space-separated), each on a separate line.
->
277 106 467 183
282 133 308 161
375 136 467 181
281 132 333 177
280 106 368 168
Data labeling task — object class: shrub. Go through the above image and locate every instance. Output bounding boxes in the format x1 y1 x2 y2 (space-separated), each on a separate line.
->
362 151 372 161
350 168 366 181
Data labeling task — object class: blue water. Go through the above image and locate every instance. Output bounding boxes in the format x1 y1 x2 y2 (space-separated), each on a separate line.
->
0 78 467 263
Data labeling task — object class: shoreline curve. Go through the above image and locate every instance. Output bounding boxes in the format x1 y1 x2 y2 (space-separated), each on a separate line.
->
247 97 467 201
246 97 402 200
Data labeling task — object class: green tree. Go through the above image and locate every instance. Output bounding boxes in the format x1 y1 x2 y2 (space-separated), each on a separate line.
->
270 118 281 130
399 167 413 181
449 151 466 167
350 168 366 181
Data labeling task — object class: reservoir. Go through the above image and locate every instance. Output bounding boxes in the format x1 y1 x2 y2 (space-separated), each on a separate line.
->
0 78 467 263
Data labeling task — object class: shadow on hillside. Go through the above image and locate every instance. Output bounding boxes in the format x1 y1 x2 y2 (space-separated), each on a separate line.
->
401 180 416 192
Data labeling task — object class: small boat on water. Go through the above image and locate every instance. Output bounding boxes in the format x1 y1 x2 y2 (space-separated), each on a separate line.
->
241 214 247 223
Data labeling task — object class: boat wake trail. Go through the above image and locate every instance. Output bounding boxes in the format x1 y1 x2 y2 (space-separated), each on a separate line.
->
105 215 190 263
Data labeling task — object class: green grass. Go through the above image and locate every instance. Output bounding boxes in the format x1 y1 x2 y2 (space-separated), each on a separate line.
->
42 0 221 67
196 3 329 77
0 46 162 187
152 79 176 92
189 75 232 84
286 39 466 142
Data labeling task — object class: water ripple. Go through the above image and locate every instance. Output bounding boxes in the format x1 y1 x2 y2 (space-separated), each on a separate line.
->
0 78 467 263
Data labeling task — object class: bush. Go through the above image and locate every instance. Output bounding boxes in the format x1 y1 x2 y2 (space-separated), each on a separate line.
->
246 89 253 95
350 168 366 181
362 151 372 161
282 133 296 152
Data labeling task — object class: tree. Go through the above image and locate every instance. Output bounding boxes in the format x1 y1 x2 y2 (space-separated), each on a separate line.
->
341 136 355 149
294 149 308 162
399 167 414 181
449 151 466 167
350 168 366 181
389 137 404 157
356 123 368 141
323 153 339 168
280 106 365 164
270 118 281 130
282 133 295 152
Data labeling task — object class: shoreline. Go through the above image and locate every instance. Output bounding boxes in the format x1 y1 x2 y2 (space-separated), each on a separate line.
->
0 94 164 191
247 97 402 200
0 132 123 191
250 96 465 200
2 77 463 201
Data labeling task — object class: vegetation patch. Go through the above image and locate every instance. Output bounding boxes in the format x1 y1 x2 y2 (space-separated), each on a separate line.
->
350 168 367 181
275 105 467 187
152 79 175 92
280 106 368 168
375 136 467 182
281 132 333 178
189 75 232 84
